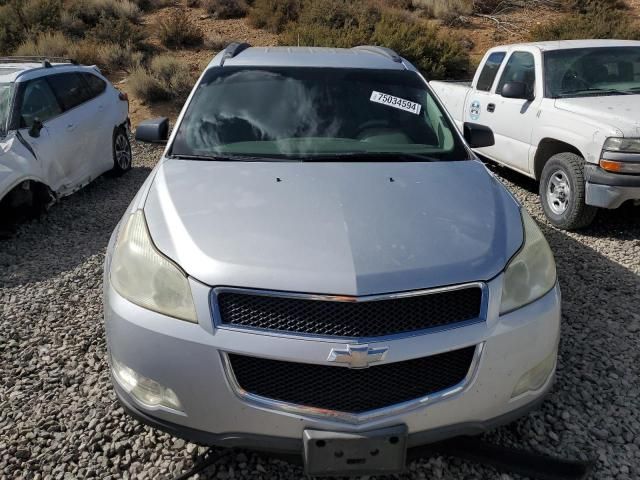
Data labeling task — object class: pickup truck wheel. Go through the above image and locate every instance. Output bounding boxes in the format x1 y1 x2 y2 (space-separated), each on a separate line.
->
112 127 132 175
540 153 597 230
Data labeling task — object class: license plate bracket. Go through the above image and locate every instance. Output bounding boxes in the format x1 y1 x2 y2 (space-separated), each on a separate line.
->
303 425 407 476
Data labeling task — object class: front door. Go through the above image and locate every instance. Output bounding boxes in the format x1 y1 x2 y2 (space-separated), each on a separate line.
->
477 51 541 174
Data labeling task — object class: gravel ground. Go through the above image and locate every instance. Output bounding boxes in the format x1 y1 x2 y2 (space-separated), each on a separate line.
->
1 142 639 480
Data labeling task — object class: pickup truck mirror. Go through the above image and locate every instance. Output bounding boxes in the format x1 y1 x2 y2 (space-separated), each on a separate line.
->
463 122 495 148
501 81 533 101
135 117 169 144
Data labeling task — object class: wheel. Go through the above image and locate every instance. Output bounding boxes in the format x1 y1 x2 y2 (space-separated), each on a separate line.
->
112 127 132 175
539 152 597 230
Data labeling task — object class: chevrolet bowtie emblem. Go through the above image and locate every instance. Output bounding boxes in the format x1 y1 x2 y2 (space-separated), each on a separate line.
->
327 344 388 369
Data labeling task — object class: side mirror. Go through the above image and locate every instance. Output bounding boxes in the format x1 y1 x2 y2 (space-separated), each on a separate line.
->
135 117 169 144
463 122 495 148
501 81 533 101
28 118 43 138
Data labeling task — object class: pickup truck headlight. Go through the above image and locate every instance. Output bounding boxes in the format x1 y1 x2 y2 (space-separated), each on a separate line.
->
110 210 197 322
500 210 557 314
603 137 640 153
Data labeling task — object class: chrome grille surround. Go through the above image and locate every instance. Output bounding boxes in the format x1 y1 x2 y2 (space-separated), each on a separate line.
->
211 283 488 342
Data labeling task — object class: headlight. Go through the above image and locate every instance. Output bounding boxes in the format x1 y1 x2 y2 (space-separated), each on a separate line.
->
110 210 197 322
603 137 640 153
500 210 557 314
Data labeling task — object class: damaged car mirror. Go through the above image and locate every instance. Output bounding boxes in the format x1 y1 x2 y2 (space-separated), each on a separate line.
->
28 118 43 138
135 117 169 144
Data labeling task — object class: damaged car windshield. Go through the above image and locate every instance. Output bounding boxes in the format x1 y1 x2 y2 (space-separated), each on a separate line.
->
0 83 12 136
171 67 469 161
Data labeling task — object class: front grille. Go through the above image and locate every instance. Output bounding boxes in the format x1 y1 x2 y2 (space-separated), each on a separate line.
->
216 287 482 338
227 346 476 414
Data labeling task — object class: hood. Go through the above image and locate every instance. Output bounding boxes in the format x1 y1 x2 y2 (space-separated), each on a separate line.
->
143 159 523 296
555 95 640 136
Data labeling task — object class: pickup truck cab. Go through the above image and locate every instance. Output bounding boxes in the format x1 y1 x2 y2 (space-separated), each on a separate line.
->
431 39 640 230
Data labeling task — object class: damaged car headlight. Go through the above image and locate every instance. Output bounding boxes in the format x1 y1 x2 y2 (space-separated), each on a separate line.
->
110 210 197 322
500 210 557 314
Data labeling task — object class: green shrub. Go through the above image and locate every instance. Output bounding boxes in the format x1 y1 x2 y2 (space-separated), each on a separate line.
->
129 55 195 103
92 14 145 47
134 0 173 11
129 67 168 102
530 6 639 40
248 0 302 33
281 0 381 47
157 10 204 48
372 11 469 78
0 5 24 54
0 0 63 54
203 0 248 18
411 0 472 18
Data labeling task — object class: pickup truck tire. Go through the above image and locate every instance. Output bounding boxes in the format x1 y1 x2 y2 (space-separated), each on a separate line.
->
540 153 597 230
112 127 132 175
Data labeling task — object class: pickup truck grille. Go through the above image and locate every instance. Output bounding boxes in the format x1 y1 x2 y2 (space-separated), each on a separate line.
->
216 286 483 338
227 346 476 414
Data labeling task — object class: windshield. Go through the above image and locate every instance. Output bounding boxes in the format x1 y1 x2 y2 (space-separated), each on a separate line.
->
0 83 13 136
545 47 640 98
172 67 469 161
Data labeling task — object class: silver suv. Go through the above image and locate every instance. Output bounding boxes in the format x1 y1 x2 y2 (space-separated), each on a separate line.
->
104 44 560 476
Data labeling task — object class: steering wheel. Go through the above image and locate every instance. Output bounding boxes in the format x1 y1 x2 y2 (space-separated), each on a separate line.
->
561 70 590 92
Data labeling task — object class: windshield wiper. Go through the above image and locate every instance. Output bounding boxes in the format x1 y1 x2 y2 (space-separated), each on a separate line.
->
557 88 631 97
169 153 285 162
297 152 445 162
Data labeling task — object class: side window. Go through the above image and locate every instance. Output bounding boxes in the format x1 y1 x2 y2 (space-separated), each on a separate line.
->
47 73 93 110
496 51 536 97
82 73 107 98
19 78 62 128
476 52 506 92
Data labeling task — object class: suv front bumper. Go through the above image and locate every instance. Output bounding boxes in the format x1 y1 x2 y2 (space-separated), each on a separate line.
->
103 272 561 453
585 164 640 209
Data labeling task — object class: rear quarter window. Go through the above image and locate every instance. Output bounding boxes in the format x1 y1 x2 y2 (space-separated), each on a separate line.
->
83 73 107 97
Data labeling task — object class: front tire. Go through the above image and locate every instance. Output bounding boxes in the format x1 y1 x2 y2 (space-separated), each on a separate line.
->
112 127 132 175
539 152 597 230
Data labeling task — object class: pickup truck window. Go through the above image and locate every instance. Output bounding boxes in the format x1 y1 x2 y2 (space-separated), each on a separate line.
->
496 51 535 97
0 83 12 136
545 47 640 98
476 52 506 91
173 67 470 162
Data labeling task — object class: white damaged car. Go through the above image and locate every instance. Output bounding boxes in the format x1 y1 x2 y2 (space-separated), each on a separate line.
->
0 57 131 224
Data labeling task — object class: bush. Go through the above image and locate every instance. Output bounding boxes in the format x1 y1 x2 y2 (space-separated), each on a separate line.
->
203 0 248 18
279 1 470 79
129 55 194 103
561 0 627 13
157 10 204 48
248 0 302 33
134 0 173 11
97 43 144 72
281 0 381 47
14 31 103 65
411 0 472 18
372 11 469 78
0 0 63 54
92 14 145 47
530 4 638 40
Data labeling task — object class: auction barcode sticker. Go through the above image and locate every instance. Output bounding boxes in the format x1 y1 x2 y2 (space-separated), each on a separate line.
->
370 91 422 115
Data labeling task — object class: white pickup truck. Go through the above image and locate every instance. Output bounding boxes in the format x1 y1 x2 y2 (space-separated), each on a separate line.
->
431 39 640 230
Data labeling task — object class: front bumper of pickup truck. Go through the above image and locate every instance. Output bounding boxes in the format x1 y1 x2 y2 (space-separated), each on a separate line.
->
104 271 561 456
585 163 640 209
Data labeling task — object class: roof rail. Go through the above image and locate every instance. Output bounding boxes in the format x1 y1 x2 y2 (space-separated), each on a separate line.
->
220 43 251 66
0 56 77 67
352 46 402 63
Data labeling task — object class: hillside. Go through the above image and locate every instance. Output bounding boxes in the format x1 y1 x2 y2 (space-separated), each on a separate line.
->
1 0 639 125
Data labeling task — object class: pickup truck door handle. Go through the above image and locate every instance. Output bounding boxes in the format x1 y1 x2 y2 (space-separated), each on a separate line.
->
487 103 496 113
